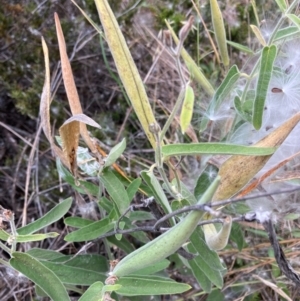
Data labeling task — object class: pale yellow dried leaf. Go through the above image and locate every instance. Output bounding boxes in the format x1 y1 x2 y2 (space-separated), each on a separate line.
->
214 112 300 201
94 0 157 149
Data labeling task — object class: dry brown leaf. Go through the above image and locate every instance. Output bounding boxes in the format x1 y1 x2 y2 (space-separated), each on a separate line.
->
59 120 80 178
40 36 68 167
54 13 97 154
213 112 300 201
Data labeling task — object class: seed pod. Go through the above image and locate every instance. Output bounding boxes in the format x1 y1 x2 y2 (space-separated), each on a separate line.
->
112 176 221 277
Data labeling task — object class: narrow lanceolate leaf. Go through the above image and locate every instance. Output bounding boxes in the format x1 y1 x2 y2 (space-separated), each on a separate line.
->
162 143 275 157
78 282 104 301
94 0 157 149
10 252 70 301
99 168 130 215
115 276 191 296
104 138 126 167
15 232 59 243
200 65 240 132
250 25 267 46
275 0 287 12
286 14 300 32
54 13 96 153
253 45 277 130
180 84 195 134
210 0 229 66
214 112 300 200
165 20 214 96
17 198 72 235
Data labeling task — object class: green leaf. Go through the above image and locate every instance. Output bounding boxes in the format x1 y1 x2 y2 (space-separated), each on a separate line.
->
10 252 70 301
286 14 300 31
207 289 225 301
226 40 253 54
129 211 155 221
26 248 66 261
102 284 122 293
162 143 276 157
126 178 141 201
188 229 225 289
104 138 126 167
200 65 240 132
253 45 277 129
64 217 94 228
194 165 218 202
0 229 10 241
41 261 106 285
78 282 104 301
188 256 212 293
15 232 59 242
64 216 114 242
50 254 108 273
99 168 129 215
274 26 298 42
275 0 287 12
57 159 100 196
140 170 175 225
107 235 135 254
115 275 191 296
229 222 244 251
17 198 72 235
234 95 253 122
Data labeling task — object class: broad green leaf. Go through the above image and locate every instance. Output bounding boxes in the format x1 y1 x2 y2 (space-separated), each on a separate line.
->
286 14 300 32
57 159 100 196
162 143 275 157
188 256 212 293
207 289 225 301
226 40 253 54
98 196 114 213
275 0 287 12
10 252 70 301
229 223 244 251
253 45 277 129
17 198 72 235
64 217 94 228
274 26 298 41
104 138 126 167
128 211 155 221
50 254 108 273
78 282 104 301
107 235 135 254
95 0 157 149
188 241 223 289
26 248 66 261
190 229 225 272
131 259 170 275
15 232 58 242
115 221 125 240
210 0 229 65
102 284 122 293
200 65 240 131
64 216 114 242
115 275 191 296
140 170 175 225
41 261 106 285
180 84 195 134
126 178 141 201
194 165 218 202
165 20 214 96
99 168 129 215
